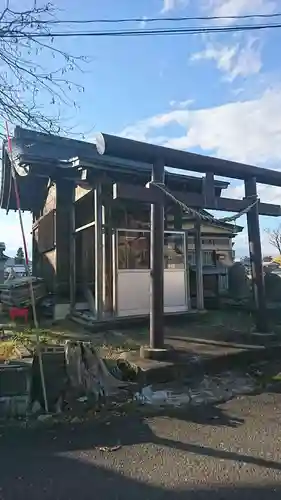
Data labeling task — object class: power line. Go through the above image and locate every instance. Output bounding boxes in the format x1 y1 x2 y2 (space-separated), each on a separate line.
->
1 22 281 38
2 12 281 25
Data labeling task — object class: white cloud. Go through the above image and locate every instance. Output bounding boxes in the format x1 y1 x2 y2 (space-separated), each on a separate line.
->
223 182 281 205
191 38 262 81
139 16 148 28
226 183 281 204
203 0 276 22
193 1 275 86
161 0 188 13
119 87 281 166
169 99 193 108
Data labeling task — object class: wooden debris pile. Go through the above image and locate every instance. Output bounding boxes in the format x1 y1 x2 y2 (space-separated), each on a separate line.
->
0 277 46 307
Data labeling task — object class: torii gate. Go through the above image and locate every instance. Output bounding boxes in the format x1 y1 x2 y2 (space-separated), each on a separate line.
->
96 133 281 355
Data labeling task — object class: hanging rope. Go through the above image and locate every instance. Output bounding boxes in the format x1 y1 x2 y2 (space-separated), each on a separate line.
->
5 122 49 414
149 181 259 226
217 198 259 223
150 182 214 222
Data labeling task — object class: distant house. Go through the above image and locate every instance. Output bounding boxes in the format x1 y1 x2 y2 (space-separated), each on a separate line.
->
240 256 251 267
263 256 273 263
0 243 9 284
4 257 32 278
262 256 280 269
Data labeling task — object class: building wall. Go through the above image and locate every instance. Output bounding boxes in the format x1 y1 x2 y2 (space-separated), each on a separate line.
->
33 181 94 299
33 180 75 298
42 185 57 287
75 184 92 202
177 219 235 266
43 184 56 215
187 236 233 266
32 184 57 291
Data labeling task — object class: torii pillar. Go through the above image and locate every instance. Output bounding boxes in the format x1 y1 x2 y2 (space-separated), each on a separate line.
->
149 160 165 351
244 177 268 332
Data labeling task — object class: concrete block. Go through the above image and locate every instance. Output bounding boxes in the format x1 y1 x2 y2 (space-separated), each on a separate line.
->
54 303 70 321
0 361 32 417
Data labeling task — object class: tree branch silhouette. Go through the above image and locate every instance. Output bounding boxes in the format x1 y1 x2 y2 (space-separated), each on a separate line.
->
265 226 281 255
0 1 87 135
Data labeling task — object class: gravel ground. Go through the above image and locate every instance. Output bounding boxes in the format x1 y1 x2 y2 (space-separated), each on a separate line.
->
1 386 281 499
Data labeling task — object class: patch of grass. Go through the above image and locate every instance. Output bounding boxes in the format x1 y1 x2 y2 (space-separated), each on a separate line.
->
0 340 17 361
97 339 142 360
9 326 142 360
196 310 255 332
11 328 65 352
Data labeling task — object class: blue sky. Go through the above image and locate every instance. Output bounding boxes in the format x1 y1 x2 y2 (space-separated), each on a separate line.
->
2 0 281 258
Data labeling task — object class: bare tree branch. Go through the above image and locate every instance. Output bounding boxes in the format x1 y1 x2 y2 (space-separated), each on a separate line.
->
0 2 87 136
265 226 281 255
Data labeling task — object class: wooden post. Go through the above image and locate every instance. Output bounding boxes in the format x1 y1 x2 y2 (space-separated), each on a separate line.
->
244 177 268 332
173 206 183 230
203 172 216 206
102 198 113 315
194 219 204 310
150 160 165 349
184 230 191 310
94 183 103 319
55 178 74 300
69 186 76 312
32 211 40 277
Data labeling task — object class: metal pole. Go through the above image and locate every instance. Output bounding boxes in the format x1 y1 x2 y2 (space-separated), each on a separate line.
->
194 219 204 310
94 184 103 320
244 177 268 332
150 160 165 349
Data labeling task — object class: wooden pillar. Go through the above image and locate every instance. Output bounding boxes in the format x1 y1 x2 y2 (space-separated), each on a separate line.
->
244 177 268 332
55 178 74 300
173 206 183 230
184 230 191 310
203 172 215 207
32 211 40 277
194 219 204 310
94 183 103 319
150 160 165 349
69 189 76 312
102 196 113 314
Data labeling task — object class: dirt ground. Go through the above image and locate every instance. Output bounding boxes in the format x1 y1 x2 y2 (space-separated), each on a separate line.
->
0 310 279 362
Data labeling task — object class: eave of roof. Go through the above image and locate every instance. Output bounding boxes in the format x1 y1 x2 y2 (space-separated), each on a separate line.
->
181 210 243 233
0 127 228 211
3 127 228 188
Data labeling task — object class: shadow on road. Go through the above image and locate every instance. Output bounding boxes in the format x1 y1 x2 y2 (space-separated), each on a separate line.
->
0 448 280 499
1 401 281 482
147 404 245 428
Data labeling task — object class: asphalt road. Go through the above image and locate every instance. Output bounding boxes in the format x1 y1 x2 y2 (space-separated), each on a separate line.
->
1 389 281 499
